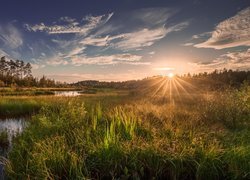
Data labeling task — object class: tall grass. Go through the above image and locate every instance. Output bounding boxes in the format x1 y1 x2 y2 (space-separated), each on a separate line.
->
0 96 72 118
0 98 41 118
0 131 9 148
4 87 250 179
0 88 55 96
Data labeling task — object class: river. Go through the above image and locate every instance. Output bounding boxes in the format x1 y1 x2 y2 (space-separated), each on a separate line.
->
0 118 27 179
54 91 81 96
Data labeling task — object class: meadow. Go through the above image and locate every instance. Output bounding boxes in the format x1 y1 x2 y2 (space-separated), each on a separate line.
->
0 88 84 96
0 79 249 179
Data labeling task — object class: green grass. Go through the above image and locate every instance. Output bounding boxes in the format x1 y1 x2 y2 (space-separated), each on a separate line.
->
0 88 55 96
0 98 41 118
0 87 124 96
3 87 250 179
0 131 9 148
0 91 130 119
0 87 86 96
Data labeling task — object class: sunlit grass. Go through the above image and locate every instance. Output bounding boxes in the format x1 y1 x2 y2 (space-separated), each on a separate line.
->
3 85 250 179
0 98 41 118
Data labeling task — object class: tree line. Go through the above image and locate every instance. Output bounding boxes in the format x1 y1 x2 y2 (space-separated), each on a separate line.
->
183 69 250 89
74 69 250 90
1 55 249 89
0 56 66 87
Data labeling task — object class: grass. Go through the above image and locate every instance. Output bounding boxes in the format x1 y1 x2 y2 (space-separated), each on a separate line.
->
0 98 42 118
0 90 130 119
0 87 86 96
3 86 250 179
0 87 126 96
0 131 9 148
0 88 55 96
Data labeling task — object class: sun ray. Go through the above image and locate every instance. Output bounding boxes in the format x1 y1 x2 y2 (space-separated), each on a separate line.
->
172 79 182 104
174 78 194 99
151 78 168 97
175 76 200 92
138 76 165 95
162 79 170 97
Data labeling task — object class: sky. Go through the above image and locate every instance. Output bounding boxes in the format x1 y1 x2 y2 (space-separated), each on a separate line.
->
0 0 249 82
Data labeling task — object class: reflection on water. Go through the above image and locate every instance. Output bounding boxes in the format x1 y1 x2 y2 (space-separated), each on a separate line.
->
0 118 27 178
54 91 81 97
0 118 26 146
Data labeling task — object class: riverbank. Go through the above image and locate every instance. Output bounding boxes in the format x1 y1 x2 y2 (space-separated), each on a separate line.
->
0 87 83 96
2 87 250 179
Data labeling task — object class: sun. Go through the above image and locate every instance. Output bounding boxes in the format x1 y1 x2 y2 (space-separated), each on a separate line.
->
167 73 175 78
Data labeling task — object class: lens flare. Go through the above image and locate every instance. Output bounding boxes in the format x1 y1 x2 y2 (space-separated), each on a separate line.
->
167 73 174 78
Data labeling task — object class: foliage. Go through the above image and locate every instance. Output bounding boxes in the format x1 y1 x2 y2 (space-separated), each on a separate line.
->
74 69 250 90
0 56 68 87
0 131 9 147
4 87 250 179
0 98 41 118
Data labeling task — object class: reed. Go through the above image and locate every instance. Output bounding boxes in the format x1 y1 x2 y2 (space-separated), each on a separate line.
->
3 87 250 179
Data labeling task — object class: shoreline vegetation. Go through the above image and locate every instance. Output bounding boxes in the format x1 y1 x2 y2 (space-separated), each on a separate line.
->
2 86 249 179
0 88 83 96
0 66 249 179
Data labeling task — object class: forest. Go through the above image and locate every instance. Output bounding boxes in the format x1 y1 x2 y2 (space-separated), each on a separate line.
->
0 56 66 87
74 69 250 90
1 56 249 89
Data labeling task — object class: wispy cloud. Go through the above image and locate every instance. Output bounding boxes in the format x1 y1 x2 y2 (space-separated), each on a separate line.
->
24 8 189 69
42 72 150 82
189 48 250 71
115 27 167 50
63 46 86 58
31 63 45 70
79 21 189 51
115 21 189 50
131 7 178 26
194 7 250 49
46 58 69 66
59 16 78 24
0 24 23 49
80 35 110 46
25 13 113 34
0 49 9 57
78 8 189 51
71 53 144 65
32 52 146 67
182 42 194 46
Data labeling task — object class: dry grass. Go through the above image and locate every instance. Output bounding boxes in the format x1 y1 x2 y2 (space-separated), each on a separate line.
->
3 86 250 179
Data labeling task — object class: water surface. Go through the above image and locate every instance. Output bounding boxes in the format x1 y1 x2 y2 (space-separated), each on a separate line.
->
0 118 26 146
0 118 27 179
54 91 81 97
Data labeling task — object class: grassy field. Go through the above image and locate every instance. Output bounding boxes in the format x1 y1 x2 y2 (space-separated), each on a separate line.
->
0 98 42 118
1 84 249 179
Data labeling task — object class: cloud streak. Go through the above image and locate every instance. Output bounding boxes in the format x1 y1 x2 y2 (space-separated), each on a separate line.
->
190 48 250 71
42 72 150 82
25 13 113 34
0 24 23 49
23 8 189 70
71 53 145 65
194 7 250 49
80 21 189 51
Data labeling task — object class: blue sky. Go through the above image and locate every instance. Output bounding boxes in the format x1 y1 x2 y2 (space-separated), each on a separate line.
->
0 0 249 82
